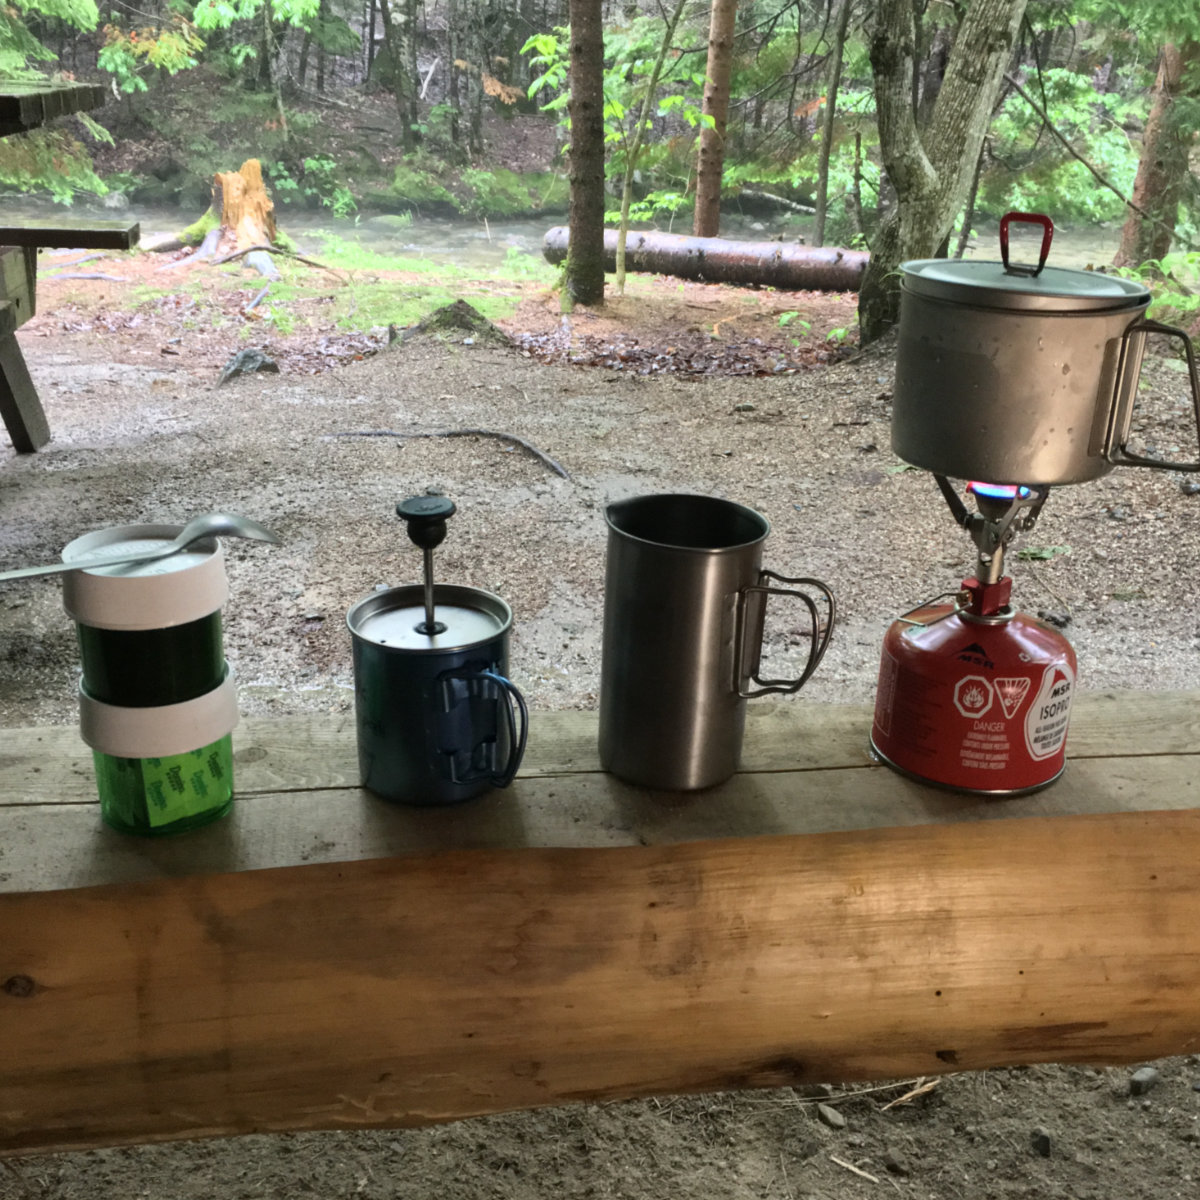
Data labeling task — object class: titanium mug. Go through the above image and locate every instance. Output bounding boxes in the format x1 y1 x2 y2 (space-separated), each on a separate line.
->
598 493 836 791
347 583 528 806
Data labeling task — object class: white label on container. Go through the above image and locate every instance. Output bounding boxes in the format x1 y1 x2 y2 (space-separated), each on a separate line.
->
1024 662 1075 761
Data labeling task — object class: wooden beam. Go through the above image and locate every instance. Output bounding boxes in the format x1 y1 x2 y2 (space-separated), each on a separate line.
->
0 82 106 138
2 751 1198 894
0 221 140 251
2 810 1199 1155
0 332 49 452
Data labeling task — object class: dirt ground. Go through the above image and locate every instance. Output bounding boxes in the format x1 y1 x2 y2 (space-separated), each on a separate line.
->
2 249 1200 1198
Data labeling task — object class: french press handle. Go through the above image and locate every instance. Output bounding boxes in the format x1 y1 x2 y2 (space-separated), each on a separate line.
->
396 495 456 547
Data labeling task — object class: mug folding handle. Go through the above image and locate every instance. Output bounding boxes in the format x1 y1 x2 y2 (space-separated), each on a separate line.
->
735 571 837 699
1101 318 1200 472
435 668 529 788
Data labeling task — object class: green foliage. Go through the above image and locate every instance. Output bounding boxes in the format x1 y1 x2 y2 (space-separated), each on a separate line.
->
603 188 688 226
1113 251 1200 327
1 0 98 77
1073 0 1200 45
983 69 1143 222
391 161 457 209
459 167 536 217
308 15 359 57
98 19 205 93
778 311 812 333
267 158 355 216
522 18 711 212
0 126 107 202
501 244 556 282
302 155 356 216
191 0 320 30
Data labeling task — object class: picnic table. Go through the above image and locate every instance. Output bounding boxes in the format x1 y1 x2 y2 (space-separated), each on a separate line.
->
0 81 139 452
1 691 1198 1155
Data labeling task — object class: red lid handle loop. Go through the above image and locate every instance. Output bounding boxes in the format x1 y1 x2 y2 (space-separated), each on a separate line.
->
1000 211 1054 277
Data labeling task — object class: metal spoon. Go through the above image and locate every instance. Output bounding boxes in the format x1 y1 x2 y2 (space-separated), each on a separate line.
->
0 513 281 583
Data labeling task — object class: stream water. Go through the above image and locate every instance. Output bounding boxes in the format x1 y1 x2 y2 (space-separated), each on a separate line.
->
7 196 1122 275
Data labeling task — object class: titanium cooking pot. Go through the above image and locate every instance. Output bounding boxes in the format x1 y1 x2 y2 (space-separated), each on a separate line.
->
891 211 1200 485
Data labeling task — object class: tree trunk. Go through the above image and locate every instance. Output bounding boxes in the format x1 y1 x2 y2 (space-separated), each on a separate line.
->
813 0 853 247
446 0 461 144
404 0 421 137
467 3 485 156
693 0 739 239
1113 42 1199 270
564 0 605 308
299 31 313 86
377 0 420 149
858 0 1028 344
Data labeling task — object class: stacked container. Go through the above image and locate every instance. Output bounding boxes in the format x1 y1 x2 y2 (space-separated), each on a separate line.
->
62 524 239 835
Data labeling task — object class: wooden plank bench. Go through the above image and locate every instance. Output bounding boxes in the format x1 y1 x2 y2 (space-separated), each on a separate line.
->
0 221 140 452
0 82 106 139
0 80 138 453
1 691 1198 1155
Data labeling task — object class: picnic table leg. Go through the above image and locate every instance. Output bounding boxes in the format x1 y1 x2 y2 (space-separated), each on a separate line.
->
0 332 50 452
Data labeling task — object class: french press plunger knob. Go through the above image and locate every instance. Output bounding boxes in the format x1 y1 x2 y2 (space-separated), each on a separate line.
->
396 495 456 636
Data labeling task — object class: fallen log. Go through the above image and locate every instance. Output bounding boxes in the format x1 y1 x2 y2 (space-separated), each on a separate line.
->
2 809 1199 1154
542 226 869 292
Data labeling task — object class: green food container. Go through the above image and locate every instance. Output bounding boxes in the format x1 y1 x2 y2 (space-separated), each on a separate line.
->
62 524 240 836
92 735 234 836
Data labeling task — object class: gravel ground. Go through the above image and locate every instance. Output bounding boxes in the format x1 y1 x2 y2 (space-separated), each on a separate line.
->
2 299 1199 726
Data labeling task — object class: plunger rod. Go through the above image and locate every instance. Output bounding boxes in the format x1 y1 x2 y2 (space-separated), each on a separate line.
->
422 547 437 632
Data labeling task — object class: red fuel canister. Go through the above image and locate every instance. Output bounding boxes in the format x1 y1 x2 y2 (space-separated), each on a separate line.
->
870 577 1077 794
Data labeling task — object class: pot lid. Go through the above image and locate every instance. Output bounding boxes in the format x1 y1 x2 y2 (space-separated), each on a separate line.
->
347 583 511 653
901 258 1150 312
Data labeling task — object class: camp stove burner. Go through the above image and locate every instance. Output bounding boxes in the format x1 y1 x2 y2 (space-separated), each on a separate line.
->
870 476 1076 795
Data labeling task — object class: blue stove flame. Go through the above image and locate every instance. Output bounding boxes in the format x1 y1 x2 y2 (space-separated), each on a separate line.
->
968 481 1034 501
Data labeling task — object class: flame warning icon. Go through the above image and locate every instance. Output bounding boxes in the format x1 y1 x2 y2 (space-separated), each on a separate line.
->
995 676 1031 720
953 675 994 718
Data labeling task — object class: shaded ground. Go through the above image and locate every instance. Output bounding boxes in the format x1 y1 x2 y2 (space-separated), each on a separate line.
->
2 248 1200 1199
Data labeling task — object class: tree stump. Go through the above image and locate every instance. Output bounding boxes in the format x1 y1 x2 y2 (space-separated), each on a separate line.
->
213 159 277 251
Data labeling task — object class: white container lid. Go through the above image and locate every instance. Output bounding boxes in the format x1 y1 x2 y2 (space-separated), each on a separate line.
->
61 524 228 630
80 671 239 759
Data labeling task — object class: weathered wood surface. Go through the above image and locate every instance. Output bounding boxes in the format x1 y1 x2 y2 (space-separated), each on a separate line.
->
0 82 106 138
5 690 1195 803
1 691 1197 894
2 809 1199 1156
542 226 869 291
0 332 49 451
0 217 139 451
0 242 46 451
0 221 140 250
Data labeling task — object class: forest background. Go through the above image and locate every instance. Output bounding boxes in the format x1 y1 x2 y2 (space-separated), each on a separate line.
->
1 0 1199 342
